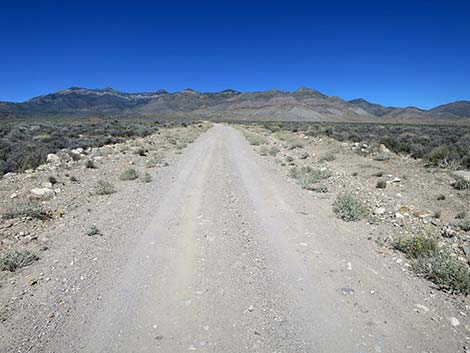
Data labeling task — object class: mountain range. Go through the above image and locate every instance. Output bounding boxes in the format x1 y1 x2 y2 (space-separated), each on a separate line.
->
1 87 469 122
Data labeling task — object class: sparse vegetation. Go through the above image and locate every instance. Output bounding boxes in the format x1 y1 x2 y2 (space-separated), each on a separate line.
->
95 180 115 195
393 236 470 295
437 194 446 201
249 121 470 170
320 151 336 162
86 225 101 236
268 146 280 156
3 201 49 220
456 211 467 219
119 168 139 181
142 172 152 183
393 236 438 259
259 146 269 156
414 250 470 295
288 166 331 191
333 193 368 221
0 250 39 272
376 179 387 189
244 132 267 146
453 176 470 190
85 160 96 169
0 119 183 177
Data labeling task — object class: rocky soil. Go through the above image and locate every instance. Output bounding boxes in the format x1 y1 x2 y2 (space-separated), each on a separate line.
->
1 122 469 353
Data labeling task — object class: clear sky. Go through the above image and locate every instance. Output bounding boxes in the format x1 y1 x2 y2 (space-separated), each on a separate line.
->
1 0 469 109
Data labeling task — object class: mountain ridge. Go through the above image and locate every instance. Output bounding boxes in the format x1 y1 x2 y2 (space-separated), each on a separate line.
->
1 87 469 122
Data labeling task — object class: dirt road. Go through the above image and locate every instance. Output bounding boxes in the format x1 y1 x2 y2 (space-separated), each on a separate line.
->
2 125 466 352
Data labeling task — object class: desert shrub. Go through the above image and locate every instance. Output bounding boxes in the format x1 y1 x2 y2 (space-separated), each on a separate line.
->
437 194 446 201
333 193 368 221
0 250 39 272
85 160 96 169
245 133 267 146
3 201 49 220
376 179 387 189
320 152 336 162
248 121 470 170
453 177 470 190
288 139 305 150
142 172 152 183
459 219 470 232
95 180 115 195
288 166 331 190
313 184 328 193
259 146 269 156
414 250 470 295
86 225 101 236
119 168 139 181
48 176 57 184
134 147 147 156
393 236 438 259
456 211 467 219
268 146 280 156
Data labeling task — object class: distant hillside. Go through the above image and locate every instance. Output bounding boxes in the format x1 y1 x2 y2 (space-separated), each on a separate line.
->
0 87 469 122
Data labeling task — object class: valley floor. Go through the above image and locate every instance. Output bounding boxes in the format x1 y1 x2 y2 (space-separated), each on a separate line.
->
1 124 468 352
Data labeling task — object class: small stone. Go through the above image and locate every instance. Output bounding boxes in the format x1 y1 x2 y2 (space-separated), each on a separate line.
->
395 212 405 219
340 287 355 295
46 154 60 164
10 192 18 199
415 304 430 313
29 188 55 201
248 305 254 312
441 226 456 238
450 317 460 327
374 207 386 216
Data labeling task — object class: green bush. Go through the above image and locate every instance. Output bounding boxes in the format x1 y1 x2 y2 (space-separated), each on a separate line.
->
376 179 387 189
268 146 280 156
244 132 267 146
320 152 336 162
288 166 331 190
259 146 269 156
393 236 438 259
95 180 115 195
454 177 470 190
0 250 39 272
414 251 470 295
119 168 139 181
3 201 49 220
142 172 152 183
333 193 368 221
86 225 101 236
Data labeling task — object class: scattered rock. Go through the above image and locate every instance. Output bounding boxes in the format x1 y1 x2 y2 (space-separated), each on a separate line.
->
414 304 430 313
46 154 60 164
340 287 355 295
441 226 456 238
449 317 460 327
374 207 386 216
378 144 391 154
395 212 405 219
29 188 55 201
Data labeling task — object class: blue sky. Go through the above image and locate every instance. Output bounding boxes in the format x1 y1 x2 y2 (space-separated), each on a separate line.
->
1 0 469 108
